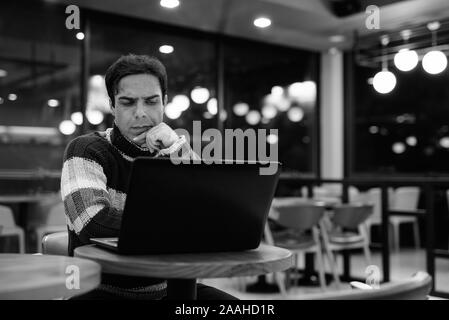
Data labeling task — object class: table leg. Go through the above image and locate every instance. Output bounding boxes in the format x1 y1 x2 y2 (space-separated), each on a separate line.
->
167 279 197 300
246 275 280 293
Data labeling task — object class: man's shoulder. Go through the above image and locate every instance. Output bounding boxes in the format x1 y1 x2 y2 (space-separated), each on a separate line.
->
64 131 111 160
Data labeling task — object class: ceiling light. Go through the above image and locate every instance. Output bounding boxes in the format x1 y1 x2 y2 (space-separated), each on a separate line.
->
254 17 271 28
172 94 190 111
422 21 447 75
267 134 278 145
164 102 182 120
71 112 83 125
0 69 7 77
261 104 277 119
86 110 104 125
373 71 396 94
287 107 304 122
159 45 174 54
160 0 179 9
369 126 379 134
76 32 84 40
207 98 218 115
392 142 406 154
406 136 417 146
47 99 60 108
8 93 17 101
59 120 76 135
440 137 449 149
422 50 447 74
233 102 249 116
373 35 396 94
394 49 418 72
190 87 210 104
245 110 261 125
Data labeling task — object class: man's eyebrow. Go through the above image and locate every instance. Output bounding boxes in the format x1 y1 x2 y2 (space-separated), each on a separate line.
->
118 96 135 100
144 95 160 99
117 95 160 100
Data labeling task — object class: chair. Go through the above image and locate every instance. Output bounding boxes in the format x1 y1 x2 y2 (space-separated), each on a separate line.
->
363 187 394 245
296 271 432 300
41 231 69 256
0 205 25 253
35 202 67 252
321 203 374 286
389 187 420 251
265 198 338 293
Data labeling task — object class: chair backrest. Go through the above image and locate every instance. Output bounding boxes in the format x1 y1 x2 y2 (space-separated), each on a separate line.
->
47 202 67 226
391 187 420 211
0 205 17 228
331 203 374 229
297 271 432 300
42 231 69 256
365 188 395 223
272 198 326 231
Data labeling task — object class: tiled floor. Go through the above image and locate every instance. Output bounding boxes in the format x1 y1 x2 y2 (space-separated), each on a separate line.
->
200 248 449 300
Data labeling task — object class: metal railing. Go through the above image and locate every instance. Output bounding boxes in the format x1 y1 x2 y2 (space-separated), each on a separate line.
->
279 173 449 298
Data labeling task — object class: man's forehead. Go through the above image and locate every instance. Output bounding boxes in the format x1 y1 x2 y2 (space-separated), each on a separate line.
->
116 74 162 97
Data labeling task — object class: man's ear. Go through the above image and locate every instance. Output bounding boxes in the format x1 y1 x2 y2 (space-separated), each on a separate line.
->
163 94 168 106
109 98 115 116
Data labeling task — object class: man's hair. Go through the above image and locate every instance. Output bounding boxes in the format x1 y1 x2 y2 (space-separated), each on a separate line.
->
105 54 168 107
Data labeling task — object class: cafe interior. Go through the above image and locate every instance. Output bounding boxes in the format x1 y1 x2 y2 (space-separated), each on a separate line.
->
1 0 449 300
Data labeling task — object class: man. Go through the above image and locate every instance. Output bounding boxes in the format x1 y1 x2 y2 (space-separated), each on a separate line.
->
61 54 236 300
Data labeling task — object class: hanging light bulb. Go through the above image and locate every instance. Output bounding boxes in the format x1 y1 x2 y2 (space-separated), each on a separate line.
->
394 49 418 72
394 30 418 72
422 21 447 75
423 50 447 74
373 35 397 94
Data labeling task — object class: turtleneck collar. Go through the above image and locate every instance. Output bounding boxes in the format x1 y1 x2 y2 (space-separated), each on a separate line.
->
110 123 157 159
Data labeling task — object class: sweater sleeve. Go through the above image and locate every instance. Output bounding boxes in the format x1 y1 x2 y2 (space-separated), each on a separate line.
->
60 137 122 244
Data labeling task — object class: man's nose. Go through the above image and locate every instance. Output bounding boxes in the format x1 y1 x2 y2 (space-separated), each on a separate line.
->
134 100 147 118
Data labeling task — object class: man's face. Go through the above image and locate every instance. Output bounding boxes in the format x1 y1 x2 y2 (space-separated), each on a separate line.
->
111 73 166 141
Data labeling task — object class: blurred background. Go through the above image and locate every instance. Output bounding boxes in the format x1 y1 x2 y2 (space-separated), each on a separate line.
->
1 0 449 298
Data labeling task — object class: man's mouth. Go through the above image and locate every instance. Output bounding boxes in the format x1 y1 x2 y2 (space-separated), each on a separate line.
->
131 125 153 134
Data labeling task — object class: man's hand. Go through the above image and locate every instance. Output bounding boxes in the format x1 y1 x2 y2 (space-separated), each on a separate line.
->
132 122 179 153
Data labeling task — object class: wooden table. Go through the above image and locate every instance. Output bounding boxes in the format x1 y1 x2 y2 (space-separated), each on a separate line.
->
0 254 101 299
75 244 293 300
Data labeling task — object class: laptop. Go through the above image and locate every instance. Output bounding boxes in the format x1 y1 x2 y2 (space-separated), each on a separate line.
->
90 157 281 255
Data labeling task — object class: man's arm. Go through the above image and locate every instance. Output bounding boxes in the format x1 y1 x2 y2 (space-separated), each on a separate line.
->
61 139 122 244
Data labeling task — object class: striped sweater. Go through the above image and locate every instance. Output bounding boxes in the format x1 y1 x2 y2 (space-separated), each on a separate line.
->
60 123 198 299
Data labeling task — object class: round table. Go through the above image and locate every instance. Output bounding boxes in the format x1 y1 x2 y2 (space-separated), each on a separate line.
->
75 244 293 299
0 254 101 299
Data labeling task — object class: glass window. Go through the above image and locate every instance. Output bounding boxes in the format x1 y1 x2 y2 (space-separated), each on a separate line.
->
0 0 81 172
223 38 319 173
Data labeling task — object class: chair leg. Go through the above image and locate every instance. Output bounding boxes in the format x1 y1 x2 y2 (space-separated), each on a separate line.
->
313 229 326 290
413 221 421 249
36 231 43 253
17 231 25 254
392 222 400 252
274 272 287 296
319 222 340 289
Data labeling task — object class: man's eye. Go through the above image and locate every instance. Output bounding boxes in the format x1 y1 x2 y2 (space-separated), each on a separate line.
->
121 101 134 106
146 100 158 105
